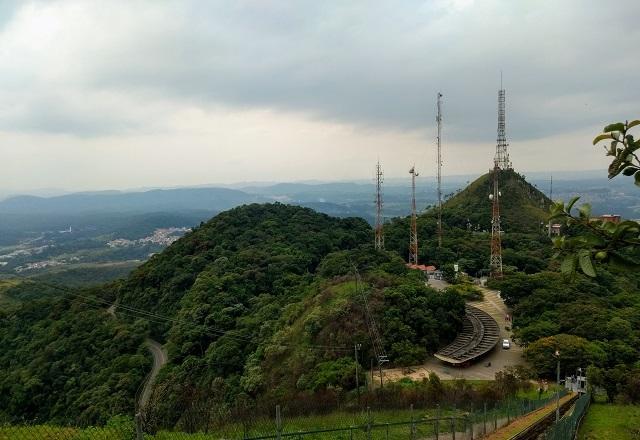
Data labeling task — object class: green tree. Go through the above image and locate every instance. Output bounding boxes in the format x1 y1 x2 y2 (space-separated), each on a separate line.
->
550 119 640 277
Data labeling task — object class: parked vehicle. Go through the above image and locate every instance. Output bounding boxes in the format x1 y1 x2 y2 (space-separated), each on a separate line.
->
502 339 511 349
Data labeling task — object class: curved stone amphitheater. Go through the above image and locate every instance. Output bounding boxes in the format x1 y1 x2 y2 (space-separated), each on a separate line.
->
434 304 500 365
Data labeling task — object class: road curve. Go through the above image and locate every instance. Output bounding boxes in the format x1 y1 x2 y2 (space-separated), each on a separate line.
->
106 302 168 410
138 338 168 410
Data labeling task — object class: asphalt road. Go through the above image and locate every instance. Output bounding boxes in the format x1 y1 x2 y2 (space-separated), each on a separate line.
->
139 338 168 410
106 302 168 410
380 280 524 382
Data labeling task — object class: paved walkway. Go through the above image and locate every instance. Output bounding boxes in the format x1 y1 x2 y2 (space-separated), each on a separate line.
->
379 282 524 383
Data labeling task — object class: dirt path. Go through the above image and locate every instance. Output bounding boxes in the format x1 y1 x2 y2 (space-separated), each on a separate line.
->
377 281 524 383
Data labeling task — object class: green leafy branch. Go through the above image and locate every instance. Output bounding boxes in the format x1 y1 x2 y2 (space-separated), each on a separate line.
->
549 199 640 277
549 119 640 277
593 119 640 183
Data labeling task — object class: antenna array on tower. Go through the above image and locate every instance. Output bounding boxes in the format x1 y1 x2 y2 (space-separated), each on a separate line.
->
436 93 443 248
495 89 511 170
374 161 384 250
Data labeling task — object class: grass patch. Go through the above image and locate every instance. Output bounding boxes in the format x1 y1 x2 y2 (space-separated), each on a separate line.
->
578 403 640 440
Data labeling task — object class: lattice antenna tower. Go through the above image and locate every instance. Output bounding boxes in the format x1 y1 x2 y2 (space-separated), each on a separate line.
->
409 166 419 265
353 266 388 366
436 92 444 248
489 160 504 278
374 160 384 250
495 80 511 170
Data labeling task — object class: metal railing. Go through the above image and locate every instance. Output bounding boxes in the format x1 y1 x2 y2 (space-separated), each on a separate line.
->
544 393 590 440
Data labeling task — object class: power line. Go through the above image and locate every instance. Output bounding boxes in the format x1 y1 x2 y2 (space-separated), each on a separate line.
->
7 276 353 352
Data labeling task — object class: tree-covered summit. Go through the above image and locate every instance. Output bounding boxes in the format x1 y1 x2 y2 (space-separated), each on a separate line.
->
443 168 551 233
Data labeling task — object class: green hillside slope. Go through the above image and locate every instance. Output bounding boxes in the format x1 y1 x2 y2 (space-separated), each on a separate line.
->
444 169 551 233
384 170 554 275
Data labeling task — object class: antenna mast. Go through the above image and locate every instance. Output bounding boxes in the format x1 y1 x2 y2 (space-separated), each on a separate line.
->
489 161 503 278
409 166 419 265
548 174 553 237
375 160 384 250
495 86 511 170
436 92 443 248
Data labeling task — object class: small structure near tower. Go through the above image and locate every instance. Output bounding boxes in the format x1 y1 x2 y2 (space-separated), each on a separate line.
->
374 160 384 250
409 166 419 265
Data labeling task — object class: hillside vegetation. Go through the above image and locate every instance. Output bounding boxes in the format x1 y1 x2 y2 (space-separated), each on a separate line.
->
384 169 554 275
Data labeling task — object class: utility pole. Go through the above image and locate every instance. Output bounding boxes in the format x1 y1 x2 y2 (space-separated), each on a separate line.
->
489 161 503 278
354 343 362 405
548 174 553 237
436 93 444 248
374 161 384 250
409 166 419 265
555 349 561 422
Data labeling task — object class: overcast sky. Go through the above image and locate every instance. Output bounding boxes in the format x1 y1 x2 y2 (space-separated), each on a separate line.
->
0 0 638 193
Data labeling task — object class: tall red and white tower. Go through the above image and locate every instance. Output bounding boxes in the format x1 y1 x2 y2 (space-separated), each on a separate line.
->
489 161 503 278
409 166 419 265
490 81 509 278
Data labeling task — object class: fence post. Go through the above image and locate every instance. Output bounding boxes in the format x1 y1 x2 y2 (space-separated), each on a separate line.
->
276 405 282 440
436 404 440 439
410 404 416 440
506 401 510 424
134 412 143 440
494 404 497 431
367 406 372 440
451 417 455 440
467 414 473 440
483 402 487 437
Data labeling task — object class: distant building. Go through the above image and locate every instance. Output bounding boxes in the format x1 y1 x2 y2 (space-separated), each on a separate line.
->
595 214 621 224
548 223 562 235
406 264 441 279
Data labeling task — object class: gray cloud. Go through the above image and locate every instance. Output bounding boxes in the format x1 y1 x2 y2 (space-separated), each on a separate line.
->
1 0 639 142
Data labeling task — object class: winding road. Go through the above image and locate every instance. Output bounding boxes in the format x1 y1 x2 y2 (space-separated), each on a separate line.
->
139 338 168 409
106 302 168 410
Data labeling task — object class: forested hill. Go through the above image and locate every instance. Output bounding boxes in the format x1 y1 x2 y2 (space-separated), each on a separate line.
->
118 203 371 327
444 169 551 233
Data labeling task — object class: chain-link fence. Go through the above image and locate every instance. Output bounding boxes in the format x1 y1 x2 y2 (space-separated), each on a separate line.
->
544 392 590 440
0 391 567 440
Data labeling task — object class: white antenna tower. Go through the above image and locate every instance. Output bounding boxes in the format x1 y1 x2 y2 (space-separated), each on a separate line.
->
375 160 384 250
436 92 443 248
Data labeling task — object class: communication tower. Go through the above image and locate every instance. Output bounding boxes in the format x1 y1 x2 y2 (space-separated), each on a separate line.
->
374 161 384 250
489 161 503 278
436 93 443 248
495 85 511 170
409 166 419 265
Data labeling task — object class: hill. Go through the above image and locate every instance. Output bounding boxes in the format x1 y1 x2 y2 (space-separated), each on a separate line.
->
443 168 551 233
0 203 466 427
0 187 261 215
383 170 554 276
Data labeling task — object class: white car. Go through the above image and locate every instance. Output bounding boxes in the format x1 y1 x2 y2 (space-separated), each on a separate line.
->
502 339 511 349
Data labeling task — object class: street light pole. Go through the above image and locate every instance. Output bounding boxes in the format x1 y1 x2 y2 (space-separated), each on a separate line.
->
354 343 362 405
555 349 560 422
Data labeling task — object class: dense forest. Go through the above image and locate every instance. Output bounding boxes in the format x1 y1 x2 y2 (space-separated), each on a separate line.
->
2 168 639 427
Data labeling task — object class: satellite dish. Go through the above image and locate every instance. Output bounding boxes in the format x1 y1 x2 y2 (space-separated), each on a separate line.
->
489 194 494 200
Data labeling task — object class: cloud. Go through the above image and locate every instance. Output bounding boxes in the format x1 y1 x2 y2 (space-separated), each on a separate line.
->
0 0 637 192
1 0 639 141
